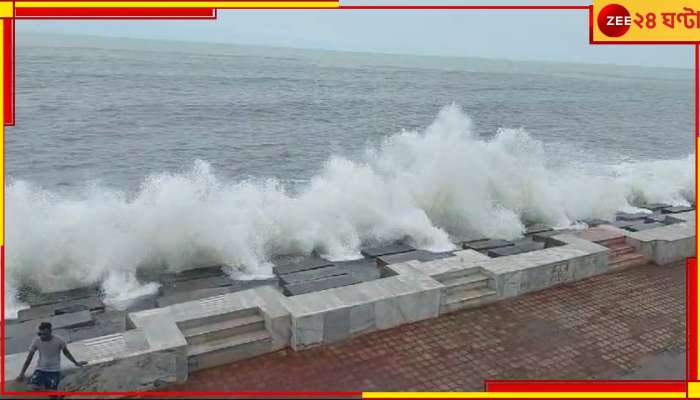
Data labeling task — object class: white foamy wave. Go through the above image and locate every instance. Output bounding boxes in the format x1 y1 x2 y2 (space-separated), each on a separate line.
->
6 104 694 314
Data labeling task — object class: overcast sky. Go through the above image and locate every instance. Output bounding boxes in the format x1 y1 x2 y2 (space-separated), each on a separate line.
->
16 0 694 68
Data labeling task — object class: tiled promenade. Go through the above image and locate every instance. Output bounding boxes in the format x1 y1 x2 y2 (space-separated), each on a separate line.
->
166 262 686 392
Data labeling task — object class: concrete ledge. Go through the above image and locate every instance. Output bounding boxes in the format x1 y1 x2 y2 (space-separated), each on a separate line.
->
4 329 186 393
626 215 696 265
279 262 442 350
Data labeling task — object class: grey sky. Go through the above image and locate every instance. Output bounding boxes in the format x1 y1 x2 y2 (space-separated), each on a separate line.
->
16 0 694 68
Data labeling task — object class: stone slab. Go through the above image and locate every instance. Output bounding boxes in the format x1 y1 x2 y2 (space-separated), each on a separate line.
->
617 211 651 221
611 219 646 228
580 218 610 227
640 203 672 211
376 250 453 266
335 259 384 282
662 206 695 214
157 286 234 308
284 274 362 296
17 296 104 322
158 276 232 297
18 285 102 307
524 224 553 235
487 241 545 257
360 243 415 258
280 266 347 285
464 239 514 251
273 256 334 276
644 214 668 223
66 311 127 343
157 265 227 284
627 222 665 232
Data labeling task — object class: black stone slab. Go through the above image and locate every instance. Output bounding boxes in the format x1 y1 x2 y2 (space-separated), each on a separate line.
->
283 274 361 296
661 206 694 214
279 266 348 285
451 234 488 247
17 296 104 322
464 239 514 251
487 241 545 257
228 278 278 293
17 285 102 307
627 222 665 232
158 265 227 284
66 310 127 343
273 256 334 276
616 212 651 221
6 310 94 339
376 250 453 267
644 214 668 224
580 218 609 227
611 219 645 229
524 224 553 235
531 229 573 241
360 243 415 258
158 275 232 297
335 259 383 282
640 203 672 211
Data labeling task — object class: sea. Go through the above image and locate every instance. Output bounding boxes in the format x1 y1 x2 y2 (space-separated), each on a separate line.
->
5 32 695 315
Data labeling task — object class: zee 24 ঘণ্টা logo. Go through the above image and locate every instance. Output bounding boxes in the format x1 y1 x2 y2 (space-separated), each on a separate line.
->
597 2 700 39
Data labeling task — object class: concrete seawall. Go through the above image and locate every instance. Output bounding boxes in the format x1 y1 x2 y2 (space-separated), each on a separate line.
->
4 211 695 393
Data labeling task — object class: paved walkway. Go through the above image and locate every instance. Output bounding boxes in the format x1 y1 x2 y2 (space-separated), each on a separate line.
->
165 262 686 392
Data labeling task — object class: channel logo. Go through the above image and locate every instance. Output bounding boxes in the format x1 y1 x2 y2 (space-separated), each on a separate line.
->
597 3 631 37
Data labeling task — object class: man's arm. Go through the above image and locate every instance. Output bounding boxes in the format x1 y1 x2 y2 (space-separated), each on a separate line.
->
16 349 36 381
62 347 87 367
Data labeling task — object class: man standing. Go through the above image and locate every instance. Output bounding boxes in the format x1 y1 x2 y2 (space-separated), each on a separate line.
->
16 322 88 391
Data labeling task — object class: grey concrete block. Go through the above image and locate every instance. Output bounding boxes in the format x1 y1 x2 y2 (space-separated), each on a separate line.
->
17 296 104 322
644 214 668 224
611 219 645 228
284 275 361 296
157 286 233 308
488 241 545 257
18 286 101 307
273 256 334 275
464 239 514 251
376 250 453 267
617 212 651 221
279 266 347 285
360 243 415 258
158 276 232 297
640 203 672 211
524 224 553 235
627 222 665 232
580 218 609 227
67 311 127 342
349 303 375 335
662 206 694 214
323 308 351 343
334 259 382 282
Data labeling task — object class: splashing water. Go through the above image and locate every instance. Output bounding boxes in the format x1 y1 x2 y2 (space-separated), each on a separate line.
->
5 104 694 316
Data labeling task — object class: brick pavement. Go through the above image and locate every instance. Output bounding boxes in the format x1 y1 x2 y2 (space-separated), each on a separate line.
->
165 262 686 392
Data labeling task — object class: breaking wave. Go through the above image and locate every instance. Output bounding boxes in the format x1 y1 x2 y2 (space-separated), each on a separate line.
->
5 104 694 316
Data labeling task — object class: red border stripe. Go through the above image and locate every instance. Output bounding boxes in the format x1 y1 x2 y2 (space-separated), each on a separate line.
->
15 7 217 18
487 381 687 392
3 19 13 126
690 258 698 382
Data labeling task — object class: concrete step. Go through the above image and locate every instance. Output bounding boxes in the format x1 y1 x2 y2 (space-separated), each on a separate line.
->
441 287 498 314
183 314 265 346
610 252 647 271
443 273 490 295
187 330 272 372
177 307 259 332
608 244 635 258
599 236 626 247
435 267 483 283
